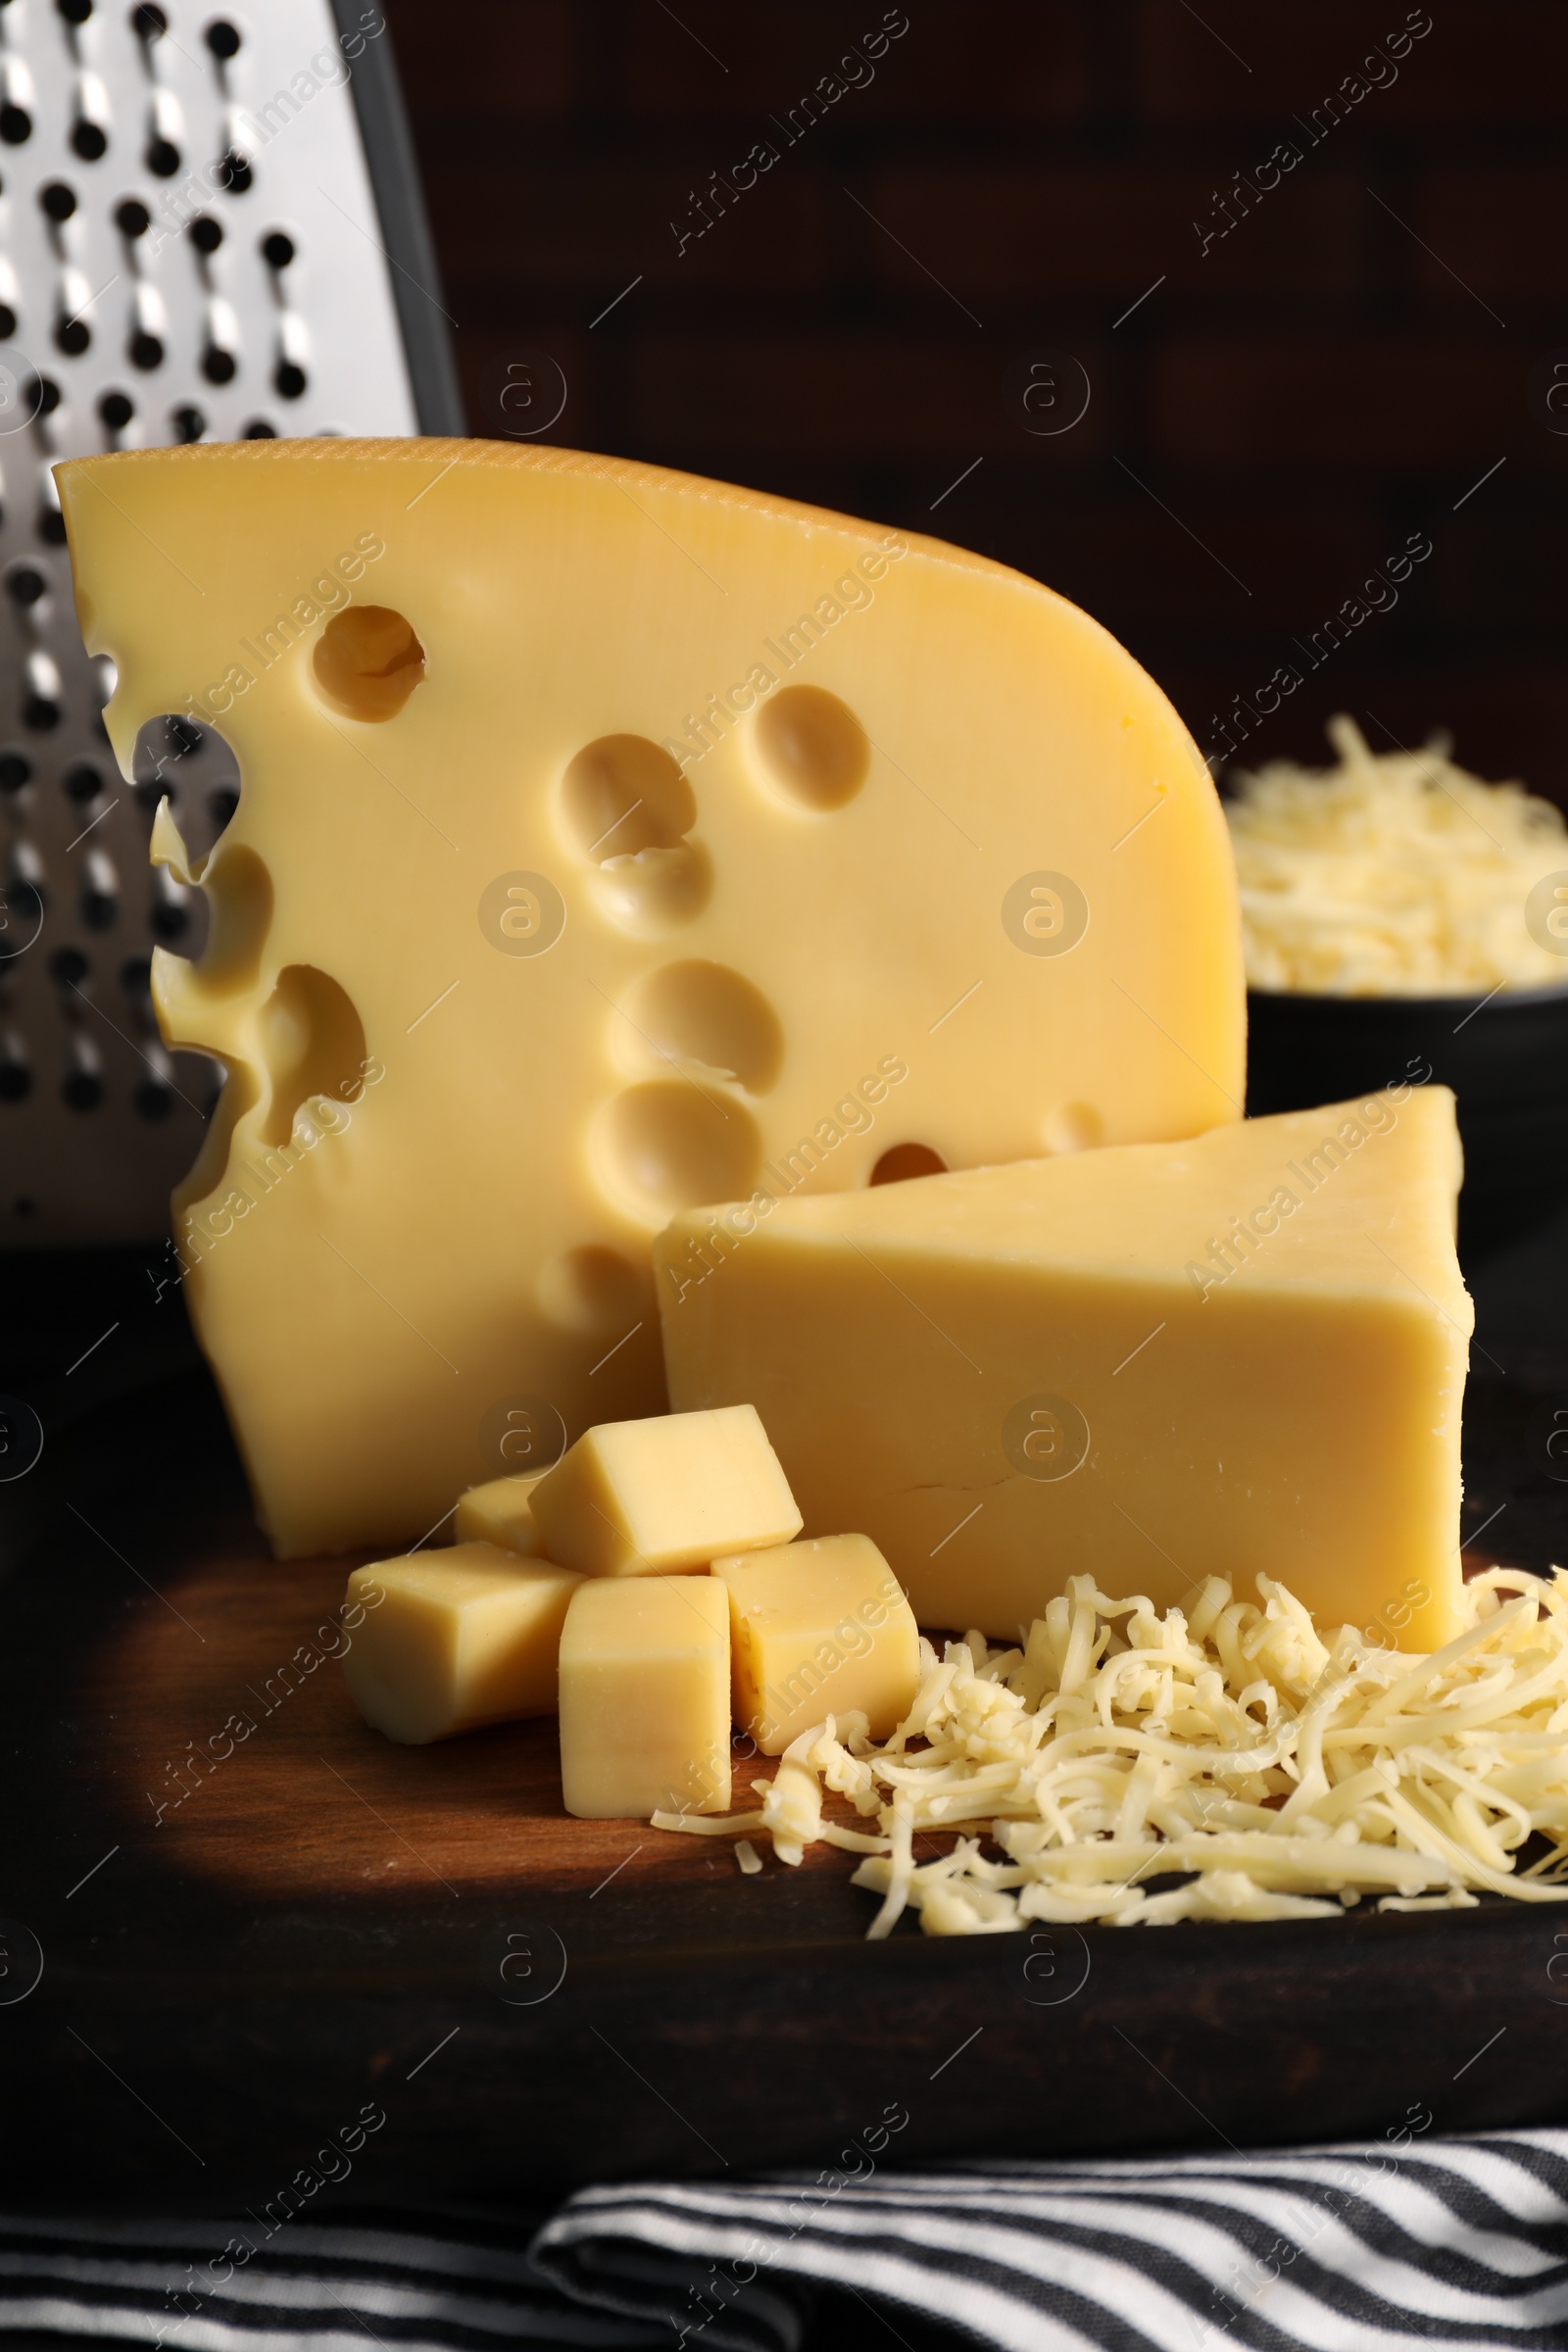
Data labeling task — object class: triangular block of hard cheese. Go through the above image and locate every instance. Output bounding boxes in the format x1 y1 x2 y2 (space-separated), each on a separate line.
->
657 1088 1473 1648
59 441 1243 1557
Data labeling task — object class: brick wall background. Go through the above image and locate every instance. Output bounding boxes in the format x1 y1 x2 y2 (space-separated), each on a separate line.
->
381 0 1568 805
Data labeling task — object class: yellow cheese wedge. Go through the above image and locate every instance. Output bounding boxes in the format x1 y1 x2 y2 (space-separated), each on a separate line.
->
341 1544 584 1744
454 1473 546 1555
558 1574 732 1818
58 439 1244 1558
658 1086 1472 1650
531 1402 801 1576
711 1532 920 1754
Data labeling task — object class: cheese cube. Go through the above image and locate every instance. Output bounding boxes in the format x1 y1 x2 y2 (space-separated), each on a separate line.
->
559 1575 731 1818
712 1533 920 1754
59 440 1246 1559
342 1544 583 1744
659 1089 1473 1651
454 1473 545 1554
531 1403 802 1578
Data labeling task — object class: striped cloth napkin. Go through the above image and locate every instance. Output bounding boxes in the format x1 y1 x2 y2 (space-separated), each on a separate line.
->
4 2131 1568 2350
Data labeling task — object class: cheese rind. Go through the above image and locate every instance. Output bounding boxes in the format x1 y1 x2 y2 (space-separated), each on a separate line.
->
558 1574 732 1818
455 1473 546 1554
658 1089 1473 1650
711 1532 920 1753
342 1544 584 1744
531 1403 802 1576
58 439 1245 1558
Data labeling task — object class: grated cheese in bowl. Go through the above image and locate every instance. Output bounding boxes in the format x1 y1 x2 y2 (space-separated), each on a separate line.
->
653 1565 1568 1936
1225 715 1568 996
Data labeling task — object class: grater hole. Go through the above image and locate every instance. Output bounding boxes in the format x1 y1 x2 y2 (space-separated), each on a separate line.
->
58 0 94 24
0 108 32 146
202 347 235 385
98 387 132 429
50 945 88 988
274 359 306 400
134 1077 174 1120
243 417 276 438
64 761 102 803
56 317 90 357
72 122 107 162
172 403 204 442
115 199 149 240
129 329 163 369
0 753 30 792
151 868 192 940
81 853 117 929
7 848 45 922
36 511 67 547
40 181 75 224
145 139 179 177
0 306 16 340
191 214 221 255
262 231 293 270
217 151 251 195
7 564 46 608
206 18 241 59
131 4 168 36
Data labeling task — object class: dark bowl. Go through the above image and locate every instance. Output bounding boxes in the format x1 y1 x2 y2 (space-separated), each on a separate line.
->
1246 982 1568 1264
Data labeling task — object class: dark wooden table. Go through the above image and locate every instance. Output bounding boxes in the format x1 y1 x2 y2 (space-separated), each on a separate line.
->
1 1223 1566 2209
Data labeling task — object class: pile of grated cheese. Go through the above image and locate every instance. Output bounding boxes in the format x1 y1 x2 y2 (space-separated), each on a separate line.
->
1225 714 1568 996
654 1566 1568 1936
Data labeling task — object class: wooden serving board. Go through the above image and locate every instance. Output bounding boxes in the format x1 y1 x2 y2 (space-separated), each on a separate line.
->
3 1354 1568 2209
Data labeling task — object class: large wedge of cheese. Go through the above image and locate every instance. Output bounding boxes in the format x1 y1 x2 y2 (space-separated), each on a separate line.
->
658 1087 1473 1650
58 440 1244 1558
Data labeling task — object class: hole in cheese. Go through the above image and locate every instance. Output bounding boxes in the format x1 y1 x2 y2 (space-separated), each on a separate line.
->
596 1079 761 1224
628 959 784 1095
192 841 270 995
257 961 368 1148
1041 1101 1103 1155
562 733 695 861
870 1141 947 1185
753 685 870 812
313 605 426 722
594 840 712 935
537 1243 648 1335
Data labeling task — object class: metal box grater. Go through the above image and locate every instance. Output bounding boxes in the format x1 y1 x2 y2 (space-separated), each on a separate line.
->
0 0 460 1245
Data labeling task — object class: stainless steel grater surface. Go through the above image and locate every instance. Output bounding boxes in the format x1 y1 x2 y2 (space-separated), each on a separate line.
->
0 0 459 1245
